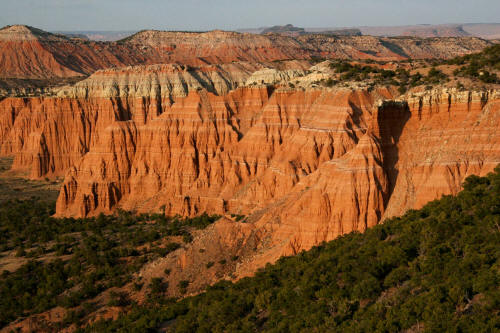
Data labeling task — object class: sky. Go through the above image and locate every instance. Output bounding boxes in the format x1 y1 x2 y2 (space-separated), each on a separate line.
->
1 0 499 31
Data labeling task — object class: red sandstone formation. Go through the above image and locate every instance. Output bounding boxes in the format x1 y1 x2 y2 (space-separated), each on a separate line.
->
0 97 146 179
129 87 500 290
0 75 499 293
0 25 491 80
1 80 498 240
0 25 499 295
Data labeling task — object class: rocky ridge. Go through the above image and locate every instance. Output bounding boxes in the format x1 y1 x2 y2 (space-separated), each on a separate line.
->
55 62 263 99
0 25 67 42
0 25 492 80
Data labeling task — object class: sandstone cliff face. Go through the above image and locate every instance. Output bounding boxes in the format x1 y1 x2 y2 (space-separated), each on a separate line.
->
0 96 166 178
383 89 500 218
54 87 392 216
56 86 271 216
129 87 500 290
1 83 498 232
0 80 499 290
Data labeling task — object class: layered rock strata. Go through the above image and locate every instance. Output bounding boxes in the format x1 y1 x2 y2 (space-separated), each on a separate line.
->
0 72 499 288
133 87 500 291
0 25 491 80
56 63 264 99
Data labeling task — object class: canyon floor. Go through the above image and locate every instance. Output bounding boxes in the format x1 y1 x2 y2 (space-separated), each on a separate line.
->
0 25 499 331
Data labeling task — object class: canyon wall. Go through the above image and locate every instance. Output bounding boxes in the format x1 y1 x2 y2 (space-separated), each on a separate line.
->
135 87 500 289
55 87 392 217
0 79 499 287
1 84 498 229
384 89 500 217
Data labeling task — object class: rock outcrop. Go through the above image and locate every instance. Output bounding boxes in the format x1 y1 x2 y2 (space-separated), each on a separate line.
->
56 63 263 99
50 86 500 223
0 97 134 178
383 89 500 218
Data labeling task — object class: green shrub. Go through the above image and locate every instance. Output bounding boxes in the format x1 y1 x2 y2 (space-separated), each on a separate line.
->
149 277 168 294
178 280 190 294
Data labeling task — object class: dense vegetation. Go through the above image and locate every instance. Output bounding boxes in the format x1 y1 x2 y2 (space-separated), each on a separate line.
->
319 44 500 93
0 200 219 328
327 61 449 93
448 44 500 84
87 167 500 332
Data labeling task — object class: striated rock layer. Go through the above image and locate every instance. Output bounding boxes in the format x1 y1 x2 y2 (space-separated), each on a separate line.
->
0 83 499 285
384 90 500 218
0 25 492 80
0 96 166 178
56 62 266 99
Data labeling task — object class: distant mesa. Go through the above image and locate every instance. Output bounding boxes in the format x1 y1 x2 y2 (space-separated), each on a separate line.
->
54 31 136 42
463 23 500 40
57 33 90 41
401 24 471 38
315 28 362 36
261 24 362 36
359 23 500 39
252 23 500 39
261 24 306 35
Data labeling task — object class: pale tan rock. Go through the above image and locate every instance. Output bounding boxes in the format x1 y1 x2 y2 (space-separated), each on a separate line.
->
56 63 263 99
244 68 307 86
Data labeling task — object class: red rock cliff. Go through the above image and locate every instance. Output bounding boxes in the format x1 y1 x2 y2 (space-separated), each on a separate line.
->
0 83 499 285
132 87 500 288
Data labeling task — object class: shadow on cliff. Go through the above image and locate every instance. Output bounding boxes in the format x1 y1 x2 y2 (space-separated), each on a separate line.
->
376 101 411 208
347 100 367 143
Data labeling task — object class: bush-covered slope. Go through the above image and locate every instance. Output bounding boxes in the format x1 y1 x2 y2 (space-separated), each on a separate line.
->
0 200 219 329
448 44 500 83
88 167 500 332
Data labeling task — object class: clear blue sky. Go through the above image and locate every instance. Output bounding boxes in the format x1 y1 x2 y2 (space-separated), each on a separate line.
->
1 0 499 31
